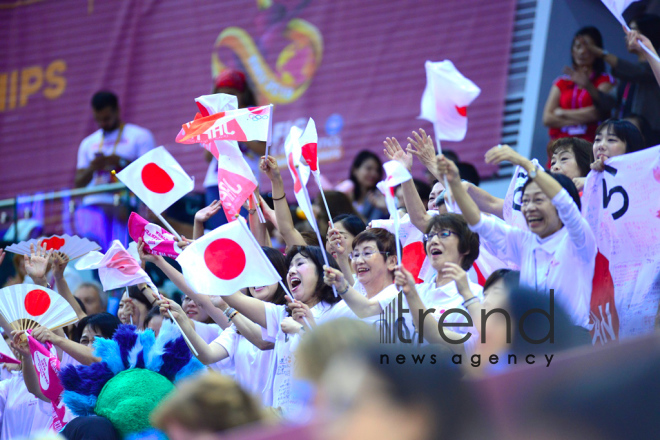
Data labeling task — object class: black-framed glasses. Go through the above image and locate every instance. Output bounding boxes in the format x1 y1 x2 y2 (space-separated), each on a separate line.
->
348 250 389 260
424 230 457 241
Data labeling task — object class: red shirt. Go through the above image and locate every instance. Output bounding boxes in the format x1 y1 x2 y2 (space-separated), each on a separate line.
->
548 73 615 142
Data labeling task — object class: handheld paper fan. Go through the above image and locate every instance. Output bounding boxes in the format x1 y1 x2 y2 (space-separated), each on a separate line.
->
0 335 20 364
0 284 79 333
4 234 100 261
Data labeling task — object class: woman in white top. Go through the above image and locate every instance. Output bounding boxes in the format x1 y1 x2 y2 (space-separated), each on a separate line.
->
145 242 284 405
438 146 596 329
325 213 482 343
221 246 353 416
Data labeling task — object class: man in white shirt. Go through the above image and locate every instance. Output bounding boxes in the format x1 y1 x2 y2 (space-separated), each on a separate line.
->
74 91 155 250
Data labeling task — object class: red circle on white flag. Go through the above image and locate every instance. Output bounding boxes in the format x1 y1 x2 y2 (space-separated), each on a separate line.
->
141 163 175 194
25 289 51 316
204 238 246 280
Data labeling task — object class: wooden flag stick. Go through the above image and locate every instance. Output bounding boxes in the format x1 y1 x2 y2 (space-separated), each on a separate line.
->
155 213 182 241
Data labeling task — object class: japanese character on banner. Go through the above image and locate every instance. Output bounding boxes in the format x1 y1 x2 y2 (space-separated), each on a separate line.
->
582 145 660 339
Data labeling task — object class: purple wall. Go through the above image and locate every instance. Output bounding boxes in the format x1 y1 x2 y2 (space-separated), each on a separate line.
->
0 0 515 199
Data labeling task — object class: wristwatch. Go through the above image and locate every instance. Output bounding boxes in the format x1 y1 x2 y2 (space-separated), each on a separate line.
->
528 162 539 179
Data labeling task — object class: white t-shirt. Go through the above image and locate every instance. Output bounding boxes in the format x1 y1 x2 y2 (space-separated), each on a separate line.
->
0 371 53 439
212 325 274 407
193 321 234 377
77 123 155 205
262 300 354 416
377 277 483 344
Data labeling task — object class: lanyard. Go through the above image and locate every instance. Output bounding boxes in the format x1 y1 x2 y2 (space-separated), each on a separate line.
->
98 123 125 155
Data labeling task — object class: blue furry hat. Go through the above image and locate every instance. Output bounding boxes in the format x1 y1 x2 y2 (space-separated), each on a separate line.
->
60 320 205 437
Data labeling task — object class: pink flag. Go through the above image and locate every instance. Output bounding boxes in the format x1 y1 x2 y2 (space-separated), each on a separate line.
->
115 146 194 215
284 126 318 232
74 240 156 292
176 104 273 145
176 218 281 295
0 336 20 365
419 60 481 142
128 212 183 259
192 94 259 221
27 334 68 431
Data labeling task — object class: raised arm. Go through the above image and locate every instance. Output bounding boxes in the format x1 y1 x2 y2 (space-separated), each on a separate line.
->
406 128 440 182
261 156 306 247
326 226 355 286
436 155 481 226
157 298 229 365
51 252 86 320
24 243 54 288
193 200 222 240
323 266 383 318
10 335 49 402
626 28 660 87
485 145 562 201
249 193 272 247
31 326 100 365
463 181 505 219
383 136 433 232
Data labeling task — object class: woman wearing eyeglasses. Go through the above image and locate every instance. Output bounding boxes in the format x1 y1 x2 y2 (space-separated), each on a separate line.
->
324 214 482 342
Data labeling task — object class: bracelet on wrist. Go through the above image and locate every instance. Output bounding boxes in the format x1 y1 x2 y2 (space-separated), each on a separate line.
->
462 296 480 307
224 307 236 318
337 284 349 295
272 193 286 201
227 311 239 322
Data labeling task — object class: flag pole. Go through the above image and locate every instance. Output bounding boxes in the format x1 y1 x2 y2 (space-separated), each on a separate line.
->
315 175 334 229
265 104 274 158
436 137 453 206
299 171 338 297
155 213 182 241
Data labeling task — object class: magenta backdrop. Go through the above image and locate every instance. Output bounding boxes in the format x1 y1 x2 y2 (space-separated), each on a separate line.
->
0 0 515 200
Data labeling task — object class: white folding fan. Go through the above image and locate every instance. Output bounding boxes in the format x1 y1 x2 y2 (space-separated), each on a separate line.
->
0 335 20 364
0 284 79 333
5 234 100 261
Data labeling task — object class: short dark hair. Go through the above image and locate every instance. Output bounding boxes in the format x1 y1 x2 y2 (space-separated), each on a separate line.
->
352 228 398 261
91 91 119 111
549 137 594 177
633 14 660 49
285 246 341 305
483 269 520 294
333 214 367 238
595 119 646 154
522 172 581 211
315 191 359 224
143 306 163 330
573 27 605 76
349 150 383 200
424 214 480 271
74 312 121 343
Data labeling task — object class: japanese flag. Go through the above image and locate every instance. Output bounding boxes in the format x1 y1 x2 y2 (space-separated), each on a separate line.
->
74 240 156 292
285 126 318 232
299 118 319 177
176 218 281 295
419 60 481 142
600 0 640 27
115 146 194 214
194 94 258 221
